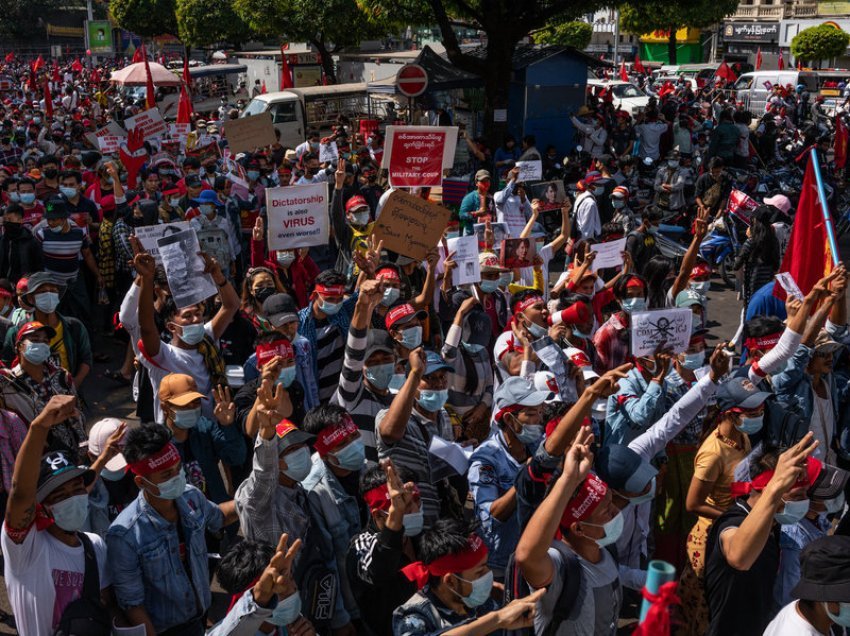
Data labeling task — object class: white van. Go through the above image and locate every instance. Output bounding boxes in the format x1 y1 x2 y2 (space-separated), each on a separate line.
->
241 83 374 148
731 70 800 114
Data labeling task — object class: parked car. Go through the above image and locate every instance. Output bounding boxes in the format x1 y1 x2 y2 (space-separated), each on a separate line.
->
587 80 650 115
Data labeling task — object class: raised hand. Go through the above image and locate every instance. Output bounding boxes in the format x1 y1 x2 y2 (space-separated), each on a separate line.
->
133 251 156 280
100 422 127 463
213 385 236 426
767 432 818 495
588 363 632 399
252 216 264 242
335 158 346 189
34 395 78 429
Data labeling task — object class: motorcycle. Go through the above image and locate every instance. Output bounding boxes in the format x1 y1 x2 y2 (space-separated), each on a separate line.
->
699 212 744 288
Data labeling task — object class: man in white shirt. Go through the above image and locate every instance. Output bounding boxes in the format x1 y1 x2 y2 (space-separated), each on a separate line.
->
494 166 532 237
574 177 602 240
764 535 850 635
2 395 112 635
570 114 608 158
635 111 668 161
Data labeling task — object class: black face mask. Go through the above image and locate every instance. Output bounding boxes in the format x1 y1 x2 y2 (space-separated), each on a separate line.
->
254 286 275 304
3 222 21 237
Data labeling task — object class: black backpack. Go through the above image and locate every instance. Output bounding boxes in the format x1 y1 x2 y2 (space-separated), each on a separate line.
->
503 545 581 636
53 533 111 636
763 397 808 451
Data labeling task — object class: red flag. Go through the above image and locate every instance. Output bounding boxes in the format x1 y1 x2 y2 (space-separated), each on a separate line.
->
42 77 53 118
634 52 645 74
176 84 192 124
32 55 45 72
261 80 267 94
71 58 83 73
835 116 848 170
715 62 737 83
756 48 762 70
619 61 628 82
182 56 191 87
797 59 802 70
52 64 60 83
280 51 294 89
778 53 785 70
774 152 833 299
143 47 156 110
132 46 144 64
4 52 12 64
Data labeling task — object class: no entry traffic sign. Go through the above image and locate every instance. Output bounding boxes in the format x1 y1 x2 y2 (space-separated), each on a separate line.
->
397 63 428 98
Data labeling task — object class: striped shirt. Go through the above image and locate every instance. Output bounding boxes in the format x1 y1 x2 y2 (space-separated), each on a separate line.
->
34 222 90 283
314 319 345 402
441 325 494 418
331 325 394 461
375 407 454 527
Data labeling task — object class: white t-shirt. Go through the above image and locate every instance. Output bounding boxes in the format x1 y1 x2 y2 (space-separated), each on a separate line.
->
763 601 823 636
2 525 110 635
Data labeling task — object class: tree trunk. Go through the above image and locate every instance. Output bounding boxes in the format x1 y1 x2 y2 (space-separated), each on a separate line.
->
668 28 678 65
312 39 337 84
481 40 515 149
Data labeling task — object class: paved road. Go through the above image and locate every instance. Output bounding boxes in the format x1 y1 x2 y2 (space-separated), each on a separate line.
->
0 251 828 632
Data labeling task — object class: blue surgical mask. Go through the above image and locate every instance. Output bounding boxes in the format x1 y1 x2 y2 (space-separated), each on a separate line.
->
34 291 60 314
179 323 206 345
169 197 181 208
516 423 544 446
827 493 846 515
381 286 400 307
621 297 647 313
8 192 19 203
172 407 201 429
527 321 548 339
462 342 486 355
399 325 423 349
403 511 424 537
268 592 302 626
480 279 500 294
49 493 89 532
453 571 494 608
826 602 850 627
281 446 312 482
736 414 764 435
364 363 395 390
690 281 711 296
585 511 625 547
23 341 51 364
612 199 625 209
277 366 296 388
629 477 657 505
147 471 186 500
19 193 35 204
417 388 448 412
247 170 260 181
774 498 810 525
319 299 342 315
331 438 365 471
681 352 705 370
388 373 405 392
59 186 77 199
100 467 126 482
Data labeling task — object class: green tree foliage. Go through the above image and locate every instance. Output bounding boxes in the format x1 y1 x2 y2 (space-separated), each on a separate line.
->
619 0 739 64
233 0 397 82
109 0 178 37
0 0 62 37
791 25 850 66
535 21 593 49
176 0 255 48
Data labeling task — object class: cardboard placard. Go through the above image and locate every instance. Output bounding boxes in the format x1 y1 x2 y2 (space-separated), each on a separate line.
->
630 308 694 357
94 121 126 153
156 228 217 309
516 160 542 181
373 190 452 261
265 183 330 250
224 112 276 154
590 238 627 270
319 141 338 163
382 125 458 188
125 108 167 140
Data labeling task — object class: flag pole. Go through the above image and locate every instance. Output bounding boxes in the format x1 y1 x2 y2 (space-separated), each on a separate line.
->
810 148 841 267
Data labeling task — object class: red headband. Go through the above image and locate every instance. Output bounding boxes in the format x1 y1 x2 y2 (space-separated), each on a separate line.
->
561 472 607 526
315 284 345 297
625 277 646 290
363 482 421 512
0 288 11 299
386 303 416 329
730 457 820 498
691 263 712 278
513 296 543 315
128 442 180 477
744 333 781 352
376 269 400 282
494 403 523 423
314 416 359 457
401 534 489 589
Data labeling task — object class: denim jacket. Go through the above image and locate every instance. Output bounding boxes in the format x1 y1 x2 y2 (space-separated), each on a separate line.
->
106 485 224 633
242 334 319 410
302 456 364 628
604 368 667 447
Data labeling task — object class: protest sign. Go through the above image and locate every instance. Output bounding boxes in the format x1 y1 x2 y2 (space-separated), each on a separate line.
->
473 221 508 251
125 108 167 140
428 435 472 479
319 141 338 163
532 337 579 404
134 221 190 262
383 125 458 188
156 228 217 308
727 189 758 225
373 189 452 260
265 183 329 251
516 160 542 181
630 308 694 357
590 238 627 270
775 272 803 301
224 112 276 154
446 235 480 286
94 121 126 153
531 180 567 212
501 238 534 269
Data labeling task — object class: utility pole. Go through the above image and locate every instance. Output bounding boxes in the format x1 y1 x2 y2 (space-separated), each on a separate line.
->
613 8 620 64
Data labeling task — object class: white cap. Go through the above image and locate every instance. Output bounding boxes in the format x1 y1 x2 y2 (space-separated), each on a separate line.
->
87 417 127 472
533 371 562 401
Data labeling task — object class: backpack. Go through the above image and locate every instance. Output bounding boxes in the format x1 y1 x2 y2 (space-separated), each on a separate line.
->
763 397 808 451
53 533 111 636
503 545 581 636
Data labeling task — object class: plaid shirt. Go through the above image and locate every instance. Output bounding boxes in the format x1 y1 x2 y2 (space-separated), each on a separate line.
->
0 145 22 167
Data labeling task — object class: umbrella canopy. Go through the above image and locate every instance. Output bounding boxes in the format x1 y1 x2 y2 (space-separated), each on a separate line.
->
109 62 182 86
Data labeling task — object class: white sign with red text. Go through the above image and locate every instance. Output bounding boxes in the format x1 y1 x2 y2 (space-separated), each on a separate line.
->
125 107 167 140
382 125 458 188
265 183 329 250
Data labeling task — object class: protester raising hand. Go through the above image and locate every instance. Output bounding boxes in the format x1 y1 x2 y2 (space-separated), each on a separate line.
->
213 385 236 426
